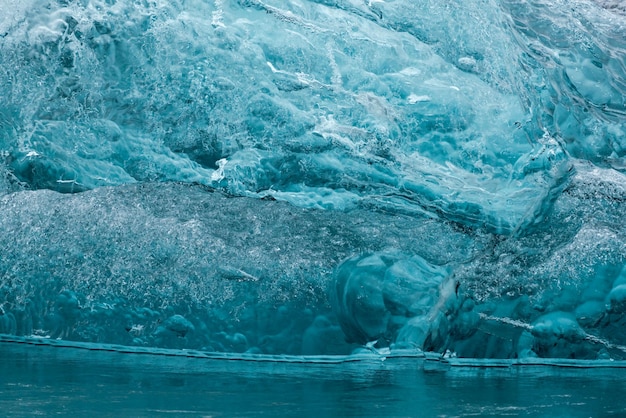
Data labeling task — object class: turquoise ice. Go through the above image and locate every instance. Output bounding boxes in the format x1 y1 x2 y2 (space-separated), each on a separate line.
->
0 0 625 359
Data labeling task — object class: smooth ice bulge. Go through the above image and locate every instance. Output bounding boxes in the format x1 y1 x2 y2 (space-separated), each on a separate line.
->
331 252 450 346
0 0 625 359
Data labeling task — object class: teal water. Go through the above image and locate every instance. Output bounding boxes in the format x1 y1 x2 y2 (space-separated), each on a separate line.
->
2 338 626 416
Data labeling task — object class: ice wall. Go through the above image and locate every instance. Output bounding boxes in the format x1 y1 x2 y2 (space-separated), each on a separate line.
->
0 0 590 232
0 182 479 354
0 0 625 358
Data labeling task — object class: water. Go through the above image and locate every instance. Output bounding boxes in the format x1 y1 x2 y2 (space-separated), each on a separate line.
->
2 339 626 417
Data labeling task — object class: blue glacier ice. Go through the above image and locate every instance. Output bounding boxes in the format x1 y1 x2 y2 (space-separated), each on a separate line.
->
0 0 625 360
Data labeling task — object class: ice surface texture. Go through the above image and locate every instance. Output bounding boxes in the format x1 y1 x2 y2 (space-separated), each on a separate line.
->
0 183 477 354
0 0 624 358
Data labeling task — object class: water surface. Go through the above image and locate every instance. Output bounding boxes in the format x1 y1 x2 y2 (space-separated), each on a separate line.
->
2 340 625 416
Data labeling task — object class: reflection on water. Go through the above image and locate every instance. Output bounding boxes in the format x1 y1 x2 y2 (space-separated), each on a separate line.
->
1 340 625 417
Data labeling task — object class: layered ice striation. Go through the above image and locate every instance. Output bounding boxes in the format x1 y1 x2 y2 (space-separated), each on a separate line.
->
0 0 625 358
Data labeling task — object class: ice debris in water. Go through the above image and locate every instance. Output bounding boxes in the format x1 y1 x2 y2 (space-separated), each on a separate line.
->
0 0 625 359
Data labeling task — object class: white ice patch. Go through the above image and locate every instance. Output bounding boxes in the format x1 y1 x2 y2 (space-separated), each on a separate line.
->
399 67 422 76
210 158 228 182
407 94 431 103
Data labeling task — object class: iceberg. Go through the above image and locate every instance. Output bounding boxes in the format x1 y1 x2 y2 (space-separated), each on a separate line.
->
0 0 624 359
